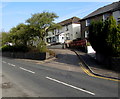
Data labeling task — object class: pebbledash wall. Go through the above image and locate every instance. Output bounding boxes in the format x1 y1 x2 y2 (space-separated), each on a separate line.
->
46 17 81 44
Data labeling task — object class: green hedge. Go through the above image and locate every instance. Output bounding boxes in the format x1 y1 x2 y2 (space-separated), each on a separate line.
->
1 45 29 52
89 16 120 57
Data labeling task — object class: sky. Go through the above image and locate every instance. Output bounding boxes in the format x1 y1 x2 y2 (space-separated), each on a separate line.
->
1 1 118 32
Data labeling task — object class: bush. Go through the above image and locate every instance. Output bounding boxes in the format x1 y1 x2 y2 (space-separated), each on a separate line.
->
37 40 47 53
89 16 120 57
47 49 55 57
1 45 29 52
1 45 13 52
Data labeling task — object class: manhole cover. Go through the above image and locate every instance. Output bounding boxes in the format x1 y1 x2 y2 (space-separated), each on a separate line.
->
2 82 12 89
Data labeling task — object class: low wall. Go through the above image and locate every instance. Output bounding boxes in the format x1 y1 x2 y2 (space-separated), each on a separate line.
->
96 53 120 71
2 52 46 60
110 57 120 72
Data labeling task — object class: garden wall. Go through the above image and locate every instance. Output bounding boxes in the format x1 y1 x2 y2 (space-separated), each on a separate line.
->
96 53 120 72
1 52 47 60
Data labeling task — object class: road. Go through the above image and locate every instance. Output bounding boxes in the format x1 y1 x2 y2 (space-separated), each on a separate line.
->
2 56 119 97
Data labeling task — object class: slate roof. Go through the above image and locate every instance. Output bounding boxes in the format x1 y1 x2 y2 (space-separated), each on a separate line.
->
58 17 80 26
82 1 120 20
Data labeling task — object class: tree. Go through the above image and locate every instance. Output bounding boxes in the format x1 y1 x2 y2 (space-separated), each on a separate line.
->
0 32 11 46
9 23 37 46
89 16 120 57
26 11 61 42
26 11 61 52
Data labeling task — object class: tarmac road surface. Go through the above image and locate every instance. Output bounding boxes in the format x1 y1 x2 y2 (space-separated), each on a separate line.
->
2 56 119 97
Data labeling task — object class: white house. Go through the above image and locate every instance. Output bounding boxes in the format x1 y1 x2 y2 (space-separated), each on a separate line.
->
46 17 81 44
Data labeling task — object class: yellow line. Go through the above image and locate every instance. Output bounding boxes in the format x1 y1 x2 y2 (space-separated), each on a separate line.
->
81 66 120 82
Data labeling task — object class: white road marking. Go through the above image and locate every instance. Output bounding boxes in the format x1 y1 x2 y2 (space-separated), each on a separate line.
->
8 63 11 65
7 63 16 67
2 61 7 63
19 67 35 74
10 64 16 67
46 76 95 96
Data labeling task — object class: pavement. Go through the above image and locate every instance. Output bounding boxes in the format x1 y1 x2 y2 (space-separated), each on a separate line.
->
47 48 119 80
73 50 120 80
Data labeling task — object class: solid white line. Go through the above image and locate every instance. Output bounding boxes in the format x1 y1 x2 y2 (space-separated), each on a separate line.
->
10 64 16 67
19 67 35 74
8 63 11 65
7 63 16 67
46 76 95 96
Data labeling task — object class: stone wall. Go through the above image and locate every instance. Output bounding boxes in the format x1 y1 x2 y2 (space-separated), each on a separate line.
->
1 52 46 60
96 52 120 72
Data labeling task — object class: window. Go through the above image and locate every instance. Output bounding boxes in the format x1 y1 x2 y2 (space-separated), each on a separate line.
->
66 33 70 40
85 31 89 38
58 29 59 33
53 37 56 42
66 25 69 31
103 14 110 21
86 19 90 26
117 17 120 24
52 31 54 35
54 29 56 35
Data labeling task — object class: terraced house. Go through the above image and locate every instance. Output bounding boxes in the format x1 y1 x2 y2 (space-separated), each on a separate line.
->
46 17 81 44
80 1 120 39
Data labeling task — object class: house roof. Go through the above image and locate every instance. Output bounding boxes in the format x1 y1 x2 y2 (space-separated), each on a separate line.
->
58 17 80 26
82 1 120 20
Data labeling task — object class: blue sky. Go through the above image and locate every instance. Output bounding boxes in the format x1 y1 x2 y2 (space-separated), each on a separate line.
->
2 2 113 32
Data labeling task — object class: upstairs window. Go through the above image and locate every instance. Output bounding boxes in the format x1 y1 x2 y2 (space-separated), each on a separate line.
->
66 25 69 31
103 14 110 21
57 29 59 33
118 18 120 24
52 31 54 35
54 29 56 35
85 31 89 38
86 19 91 26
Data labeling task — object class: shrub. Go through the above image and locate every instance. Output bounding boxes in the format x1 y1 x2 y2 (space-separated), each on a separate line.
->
37 40 47 53
1 45 29 52
1 45 13 52
89 16 120 57
47 49 56 57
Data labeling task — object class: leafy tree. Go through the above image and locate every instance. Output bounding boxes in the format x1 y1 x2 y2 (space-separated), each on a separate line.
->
26 11 61 41
105 18 120 56
89 16 120 57
9 23 37 46
0 32 11 46
26 11 61 52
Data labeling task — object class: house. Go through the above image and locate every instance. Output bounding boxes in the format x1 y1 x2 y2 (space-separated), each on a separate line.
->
80 1 120 40
46 17 81 44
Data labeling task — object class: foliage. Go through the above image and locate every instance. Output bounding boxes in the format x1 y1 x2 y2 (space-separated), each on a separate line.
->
1 45 29 52
89 16 120 57
26 11 61 41
37 40 47 53
47 49 56 57
1 11 61 53
0 32 12 46
86 42 91 46
9 23 37 46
